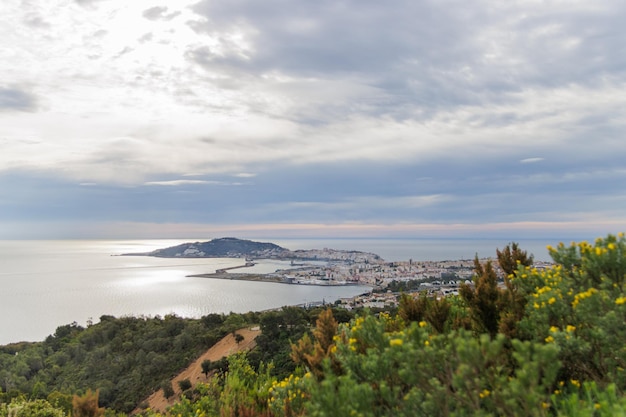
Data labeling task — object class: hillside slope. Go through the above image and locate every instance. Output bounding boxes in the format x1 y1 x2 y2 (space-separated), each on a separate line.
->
136 327 261 413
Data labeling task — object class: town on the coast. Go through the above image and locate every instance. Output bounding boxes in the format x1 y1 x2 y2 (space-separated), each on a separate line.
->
128 237 553 311
269 256 552 311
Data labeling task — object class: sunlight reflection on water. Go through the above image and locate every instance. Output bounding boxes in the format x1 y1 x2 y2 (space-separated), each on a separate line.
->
116 269 187 287
0 240 371 344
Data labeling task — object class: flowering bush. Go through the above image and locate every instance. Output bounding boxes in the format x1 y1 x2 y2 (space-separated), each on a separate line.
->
514 234 626 389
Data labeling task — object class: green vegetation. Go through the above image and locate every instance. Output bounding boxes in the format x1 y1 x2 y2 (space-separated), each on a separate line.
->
0 314 233 412
2 234 626 416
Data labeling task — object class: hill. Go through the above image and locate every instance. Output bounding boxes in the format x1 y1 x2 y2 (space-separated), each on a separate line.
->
125 237 288 258
124 237 383 263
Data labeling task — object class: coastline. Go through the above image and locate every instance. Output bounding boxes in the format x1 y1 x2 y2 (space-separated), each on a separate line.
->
187 272 283 283
187 272 363 286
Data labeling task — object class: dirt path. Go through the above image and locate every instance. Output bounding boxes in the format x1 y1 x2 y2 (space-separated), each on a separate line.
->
135 327 261 413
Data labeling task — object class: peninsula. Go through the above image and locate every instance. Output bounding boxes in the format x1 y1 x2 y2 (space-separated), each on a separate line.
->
123 237 382 263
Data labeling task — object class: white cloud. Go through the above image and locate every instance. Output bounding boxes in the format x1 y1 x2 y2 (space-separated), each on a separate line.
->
520 157 544 164
144 180 214 186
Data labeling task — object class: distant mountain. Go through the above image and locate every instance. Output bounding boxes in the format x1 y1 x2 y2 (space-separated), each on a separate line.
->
129 237 289 258
123 237 383 263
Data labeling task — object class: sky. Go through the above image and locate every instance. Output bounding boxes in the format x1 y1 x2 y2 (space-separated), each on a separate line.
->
1 0 626 240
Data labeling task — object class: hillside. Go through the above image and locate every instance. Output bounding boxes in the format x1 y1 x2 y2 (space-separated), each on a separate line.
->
130 237 288 258
136 327 261 413
123 237 383 262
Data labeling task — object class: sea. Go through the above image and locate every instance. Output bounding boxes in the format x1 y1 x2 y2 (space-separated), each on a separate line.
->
0 237 560 345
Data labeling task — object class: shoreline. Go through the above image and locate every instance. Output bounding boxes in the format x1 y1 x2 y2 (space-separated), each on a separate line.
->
186 272 363 286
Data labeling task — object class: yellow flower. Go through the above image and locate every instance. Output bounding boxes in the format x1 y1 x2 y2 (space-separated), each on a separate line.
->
595 247 602 256
550 326 559 333
594 403 601 410
545 335 554 343
566 325 576 333
548 297 556 304
571 379 581 388
616 297 626 305
541 402 550 409
419 321 427 328
330 345 337 354
390 338 403 347
479 389 490 399
608 243 616 250
424 340 430 347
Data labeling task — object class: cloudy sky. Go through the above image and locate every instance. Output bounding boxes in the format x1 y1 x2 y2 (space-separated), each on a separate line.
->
1 0 625 239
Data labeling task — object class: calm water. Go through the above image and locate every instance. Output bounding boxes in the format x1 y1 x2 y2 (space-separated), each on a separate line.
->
0 238 558 345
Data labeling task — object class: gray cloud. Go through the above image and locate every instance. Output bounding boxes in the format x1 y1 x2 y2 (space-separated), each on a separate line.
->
74 0 105 8
142 6 181 21
0 87 38 112
187 0 626 122
22 13 50 29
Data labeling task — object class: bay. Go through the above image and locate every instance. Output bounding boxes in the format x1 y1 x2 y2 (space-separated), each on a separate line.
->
0 237 560 345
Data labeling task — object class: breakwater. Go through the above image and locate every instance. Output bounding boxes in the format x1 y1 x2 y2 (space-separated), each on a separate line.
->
214 262 255 273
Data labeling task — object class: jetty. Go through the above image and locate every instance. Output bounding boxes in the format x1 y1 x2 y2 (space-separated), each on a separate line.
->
215 262 255 273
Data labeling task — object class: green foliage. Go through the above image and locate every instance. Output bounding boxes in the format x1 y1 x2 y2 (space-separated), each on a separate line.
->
0 399 65 417
0 313 242 412
166 354 274 417
160 381 174 400
497 242 534 276
398 292 451 333
177 379 191 392
552 381 626 417
294 319 561 416
247 307 313 379
290 309 339 379
459 258 502 337
513 234 626 388
45 392 71 415
200 360 212 378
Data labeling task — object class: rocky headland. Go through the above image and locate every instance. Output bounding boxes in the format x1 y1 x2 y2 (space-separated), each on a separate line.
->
123 237 382 264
